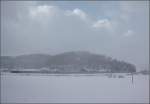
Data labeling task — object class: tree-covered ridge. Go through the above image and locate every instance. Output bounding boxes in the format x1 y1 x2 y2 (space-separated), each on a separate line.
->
0 51 136 73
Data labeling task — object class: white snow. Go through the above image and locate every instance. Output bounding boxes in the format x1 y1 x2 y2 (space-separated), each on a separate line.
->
1 73 149 103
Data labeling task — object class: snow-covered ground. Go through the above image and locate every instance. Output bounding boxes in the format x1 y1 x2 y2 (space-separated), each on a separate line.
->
1 73 149 103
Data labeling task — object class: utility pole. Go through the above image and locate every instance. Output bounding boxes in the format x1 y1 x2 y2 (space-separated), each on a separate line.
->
131 72 134 84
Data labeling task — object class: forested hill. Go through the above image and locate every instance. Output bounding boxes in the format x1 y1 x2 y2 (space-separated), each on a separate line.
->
0 51 136 73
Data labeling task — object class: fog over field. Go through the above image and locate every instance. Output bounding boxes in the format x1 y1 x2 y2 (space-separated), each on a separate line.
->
0 1 149 103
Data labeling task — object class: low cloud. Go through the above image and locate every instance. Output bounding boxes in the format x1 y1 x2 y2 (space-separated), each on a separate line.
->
65 8 87 20
92 19 112 30
29 5 55 18
124 30 134 37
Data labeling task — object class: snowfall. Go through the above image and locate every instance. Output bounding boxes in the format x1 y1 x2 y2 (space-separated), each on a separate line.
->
1 73 149 103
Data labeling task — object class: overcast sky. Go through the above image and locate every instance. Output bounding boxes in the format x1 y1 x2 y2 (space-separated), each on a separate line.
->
1 1 149 70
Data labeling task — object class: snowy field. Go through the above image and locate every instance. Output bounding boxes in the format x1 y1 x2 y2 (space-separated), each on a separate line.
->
1 73 149 103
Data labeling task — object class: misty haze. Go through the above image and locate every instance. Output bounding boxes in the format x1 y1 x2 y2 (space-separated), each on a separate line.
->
0 1 149 103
